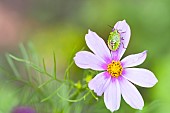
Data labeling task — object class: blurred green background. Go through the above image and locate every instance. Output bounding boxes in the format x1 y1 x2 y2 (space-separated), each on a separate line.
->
0 0 170 113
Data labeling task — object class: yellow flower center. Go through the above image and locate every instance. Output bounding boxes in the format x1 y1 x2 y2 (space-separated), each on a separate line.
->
107 60 123 78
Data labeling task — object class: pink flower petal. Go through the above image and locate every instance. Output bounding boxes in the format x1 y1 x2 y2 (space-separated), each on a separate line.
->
104 78 121 112
88 72 111 96
119 77 144 110
121 50 147 68
74 51 107 70
111 20 131 60
85 30 111 63
122 68 158 87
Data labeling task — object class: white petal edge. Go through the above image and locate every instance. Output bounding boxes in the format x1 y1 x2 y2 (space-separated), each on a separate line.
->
122 68 158 87
85 29 111 63
88 72 111 96
119 77 144 110
104 78 121 112
74 51 107 71
121 50 147 68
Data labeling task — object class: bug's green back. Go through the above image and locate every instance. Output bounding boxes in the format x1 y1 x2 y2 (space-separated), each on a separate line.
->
107 30 121 51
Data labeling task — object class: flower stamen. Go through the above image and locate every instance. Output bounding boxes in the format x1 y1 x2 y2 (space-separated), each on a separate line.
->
107 60 123 78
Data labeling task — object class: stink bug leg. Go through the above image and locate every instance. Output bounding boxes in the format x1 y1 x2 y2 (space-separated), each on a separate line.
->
117 29 126 34
121 37 125 48
120 31 126 49
122 42 126 49
120 31 126 34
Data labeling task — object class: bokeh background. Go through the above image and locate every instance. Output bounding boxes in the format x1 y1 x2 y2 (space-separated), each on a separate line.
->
0 0 170 113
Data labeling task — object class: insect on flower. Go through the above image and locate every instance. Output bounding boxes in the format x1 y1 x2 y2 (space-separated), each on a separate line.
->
108 28 126 51
74 20 158 112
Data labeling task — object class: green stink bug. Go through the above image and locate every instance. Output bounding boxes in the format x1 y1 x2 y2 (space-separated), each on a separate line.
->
107 29 125 51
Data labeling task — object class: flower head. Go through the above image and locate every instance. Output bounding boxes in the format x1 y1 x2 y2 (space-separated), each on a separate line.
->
74 20 158 112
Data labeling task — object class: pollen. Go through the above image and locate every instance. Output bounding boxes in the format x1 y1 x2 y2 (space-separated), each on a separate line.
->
107 60 123 78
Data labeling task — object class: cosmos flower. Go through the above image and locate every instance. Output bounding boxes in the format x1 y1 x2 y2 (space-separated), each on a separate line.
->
74 20 158 112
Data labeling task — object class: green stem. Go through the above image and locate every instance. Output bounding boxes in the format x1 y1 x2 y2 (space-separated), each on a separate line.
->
41 83 64 102
38 79 54 88
57 90 90 103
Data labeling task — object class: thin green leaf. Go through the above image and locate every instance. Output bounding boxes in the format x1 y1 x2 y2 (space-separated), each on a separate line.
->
42 58 62 82
64 46 85 80
19 43 32 81
53 52 57 79
27 42 39 64
19 43 29 61
57 90 90 102
6 54 20 79
42 58 47 73
8 54 55 79
41 84 64 102
64 60 74 80
38 79 54 88
9 54 43 72
90 90 98 101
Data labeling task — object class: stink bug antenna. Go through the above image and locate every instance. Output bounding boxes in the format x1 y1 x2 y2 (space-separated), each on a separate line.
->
108 25 113 29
